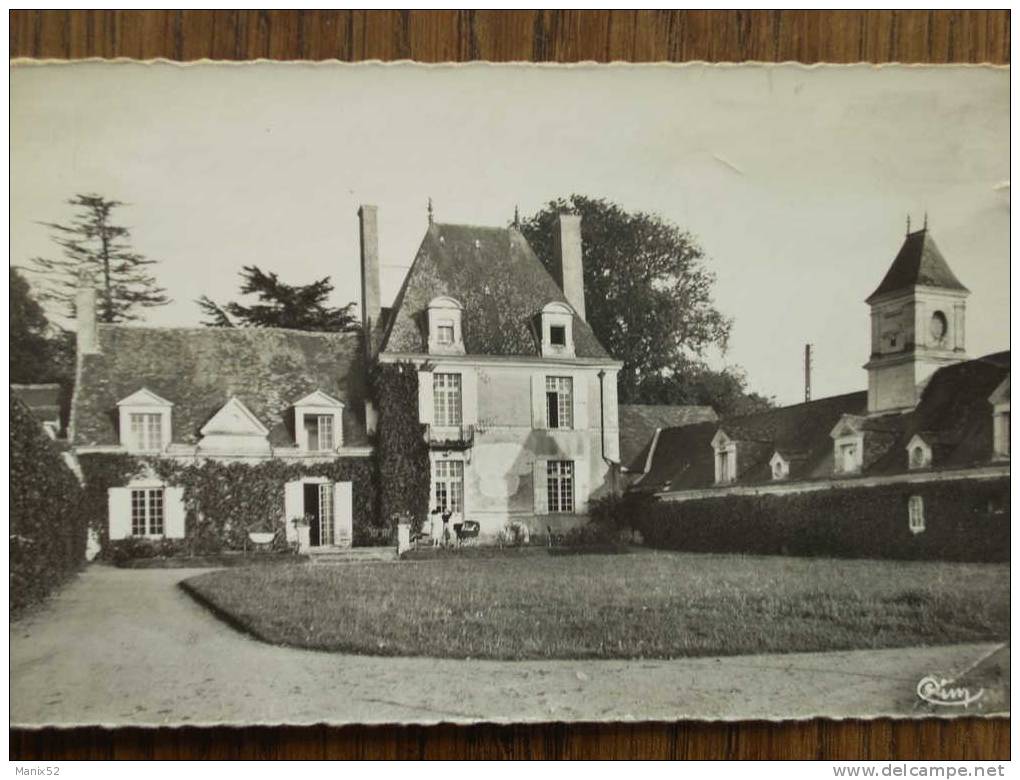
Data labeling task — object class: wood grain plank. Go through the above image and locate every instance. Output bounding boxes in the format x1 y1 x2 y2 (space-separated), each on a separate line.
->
7 6 1010 763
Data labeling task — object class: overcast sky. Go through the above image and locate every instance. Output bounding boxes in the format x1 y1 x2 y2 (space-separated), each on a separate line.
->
11 62 1008 404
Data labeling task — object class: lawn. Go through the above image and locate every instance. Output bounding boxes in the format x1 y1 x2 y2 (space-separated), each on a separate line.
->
181 550 1010 660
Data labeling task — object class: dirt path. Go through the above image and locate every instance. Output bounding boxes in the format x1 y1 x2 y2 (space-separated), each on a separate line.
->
10 566 1008 727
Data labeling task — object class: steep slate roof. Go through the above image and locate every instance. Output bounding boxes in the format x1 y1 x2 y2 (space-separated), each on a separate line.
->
867 229 969 303
72 326 368 448
631 352 1009 494
619 404 718 472
380 223 611 359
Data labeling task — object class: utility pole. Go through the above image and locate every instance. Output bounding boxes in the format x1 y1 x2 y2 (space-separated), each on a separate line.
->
804 344 812 403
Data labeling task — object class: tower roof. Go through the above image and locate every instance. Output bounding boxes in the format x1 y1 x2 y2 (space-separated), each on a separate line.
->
866 229 969 303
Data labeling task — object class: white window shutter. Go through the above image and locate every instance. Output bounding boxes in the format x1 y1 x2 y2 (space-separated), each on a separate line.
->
533 459 548 515
164 487 186 539
334 481 353 548
572 372 588 429
531 374 546 429
283 480 303 543
573 459 589 515
462 369 478 426
108 487 132 540
418 369 434 424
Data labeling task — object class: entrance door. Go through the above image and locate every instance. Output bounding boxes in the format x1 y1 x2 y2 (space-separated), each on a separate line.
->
318 482 335 547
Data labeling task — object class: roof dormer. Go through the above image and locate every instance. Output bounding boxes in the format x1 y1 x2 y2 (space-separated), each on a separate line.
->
711 429 737 485
117 388 173 453
906 433 933 470
427 296 465 355
769 451 790 480
540 301 575 358
294 390 345 452
989 376 1010 459
830 415 865 474
198 396 271 455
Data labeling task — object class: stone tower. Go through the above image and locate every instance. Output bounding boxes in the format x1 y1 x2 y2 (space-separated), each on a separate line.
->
864 226 969 414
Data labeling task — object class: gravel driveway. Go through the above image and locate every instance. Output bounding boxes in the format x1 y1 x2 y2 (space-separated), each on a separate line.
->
10 565 1008 727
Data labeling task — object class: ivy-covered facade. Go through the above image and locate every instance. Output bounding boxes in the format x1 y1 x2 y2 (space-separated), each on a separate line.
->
69 289 379 554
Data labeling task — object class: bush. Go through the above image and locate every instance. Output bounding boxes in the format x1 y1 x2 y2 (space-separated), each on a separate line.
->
10 397 87 612
634 478 1009 563
496 520 531 547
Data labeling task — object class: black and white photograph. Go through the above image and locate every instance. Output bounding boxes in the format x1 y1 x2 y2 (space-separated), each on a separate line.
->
10 60 1009 728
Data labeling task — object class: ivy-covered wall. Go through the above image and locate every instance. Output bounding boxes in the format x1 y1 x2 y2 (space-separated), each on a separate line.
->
373 361 431 531
78 454 381 552
635 478 1009 562
11 397 88 611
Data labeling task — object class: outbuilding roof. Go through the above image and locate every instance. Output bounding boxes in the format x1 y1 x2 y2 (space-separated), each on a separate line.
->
618 403 718 472
71 326 369 448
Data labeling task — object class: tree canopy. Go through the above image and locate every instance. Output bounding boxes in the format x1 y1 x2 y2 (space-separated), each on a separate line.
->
519 195 771 415
27 194 170 324
197 265 358 332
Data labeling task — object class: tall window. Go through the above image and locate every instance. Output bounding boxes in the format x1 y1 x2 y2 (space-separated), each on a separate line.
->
547 461 574 513
908 495 925 534
305 414 335 451
545 377 573 429
130 488 165 537
433 373 463 427
434 460 464 514
129 413 163 451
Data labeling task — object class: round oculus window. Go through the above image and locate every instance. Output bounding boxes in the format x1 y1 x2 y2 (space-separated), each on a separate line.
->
930 311 948 342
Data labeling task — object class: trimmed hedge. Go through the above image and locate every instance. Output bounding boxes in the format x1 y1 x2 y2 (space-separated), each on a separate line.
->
78 454 382 556
10 397 87 611
635 478 1009 563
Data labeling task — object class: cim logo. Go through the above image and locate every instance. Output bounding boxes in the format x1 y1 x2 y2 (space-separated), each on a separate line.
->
916 675 984 708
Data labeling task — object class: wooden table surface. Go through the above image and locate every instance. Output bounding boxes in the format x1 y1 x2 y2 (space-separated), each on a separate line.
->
9 9 1010 761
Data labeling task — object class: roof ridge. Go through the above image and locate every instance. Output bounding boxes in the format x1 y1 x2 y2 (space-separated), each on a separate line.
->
96 323 360 339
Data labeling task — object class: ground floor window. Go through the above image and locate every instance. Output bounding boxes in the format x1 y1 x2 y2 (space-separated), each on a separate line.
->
908 495 925 534
434 460 464 515
547 460 574 513
131 487 165 537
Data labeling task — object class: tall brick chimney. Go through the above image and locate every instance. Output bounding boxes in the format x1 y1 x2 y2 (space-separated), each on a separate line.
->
551 214 585 320
358 205 381 343
76 287 100 355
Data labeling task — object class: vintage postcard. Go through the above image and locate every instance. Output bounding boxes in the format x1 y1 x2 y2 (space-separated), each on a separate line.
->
9 60 1009 728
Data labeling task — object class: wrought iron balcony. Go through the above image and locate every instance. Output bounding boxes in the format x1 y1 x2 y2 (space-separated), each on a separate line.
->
424 424 475 450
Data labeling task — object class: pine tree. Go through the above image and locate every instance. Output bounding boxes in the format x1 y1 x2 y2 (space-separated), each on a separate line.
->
28 194 170 323
197 265 358 331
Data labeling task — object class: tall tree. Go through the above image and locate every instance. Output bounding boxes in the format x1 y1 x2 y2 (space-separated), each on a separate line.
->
520 195 772 415
10 268 58 383
197 265 358 332
28 194 170 323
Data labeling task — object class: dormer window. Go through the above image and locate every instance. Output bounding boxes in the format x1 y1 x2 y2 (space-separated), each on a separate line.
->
294 390 345 452
769 452 789 480
711 430 737 485
830 415 865 475
906 434 932 470
427 296 464 355
117 388 173 453
540 302 574 358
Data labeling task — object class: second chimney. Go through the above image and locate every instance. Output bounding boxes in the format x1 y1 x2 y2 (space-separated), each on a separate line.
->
551 213 586 320
358 205 381 343
76 287 100 355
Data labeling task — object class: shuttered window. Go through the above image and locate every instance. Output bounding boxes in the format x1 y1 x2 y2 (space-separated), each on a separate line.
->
130 488 165 537
434 373 463 427
545 377 573 429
